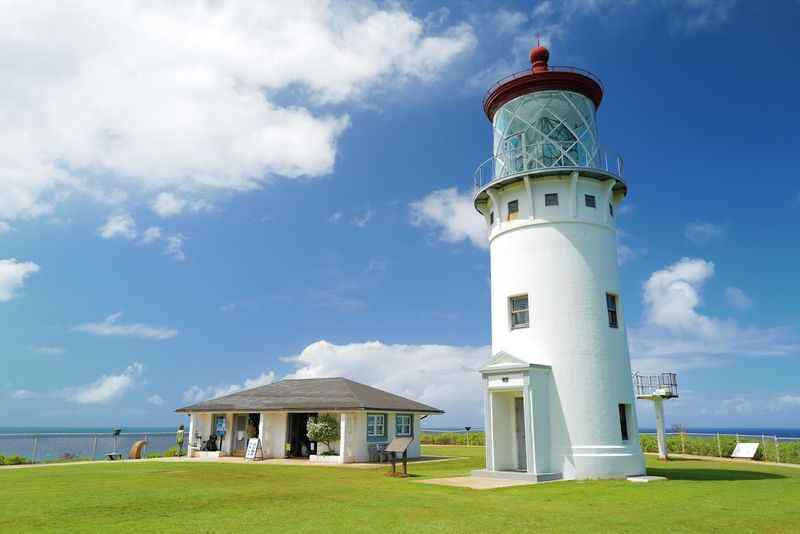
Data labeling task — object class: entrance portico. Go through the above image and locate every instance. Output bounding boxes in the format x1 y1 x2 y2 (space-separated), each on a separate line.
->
474 352 560 482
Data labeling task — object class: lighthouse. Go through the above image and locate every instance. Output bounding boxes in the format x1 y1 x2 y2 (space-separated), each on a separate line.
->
473 43 645 481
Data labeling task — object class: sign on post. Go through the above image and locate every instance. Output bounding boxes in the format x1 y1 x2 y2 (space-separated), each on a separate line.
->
731 442 759 459
245 438 264 461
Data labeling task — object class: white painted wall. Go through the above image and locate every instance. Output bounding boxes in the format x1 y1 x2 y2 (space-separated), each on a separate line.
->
483 171 645 480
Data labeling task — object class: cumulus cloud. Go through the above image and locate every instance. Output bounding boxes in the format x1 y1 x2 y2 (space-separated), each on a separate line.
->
725 286 752 311
410 187 487 249
10 389 37 400
685 222 723 244
0 2 474 221
98 213 138 240
72 312 178 340
352 210 374 228
717 397 752 416
182 371 276 405
285 340 489 425
630 258 799 371
772 394 800 411
61 363 144 404
147 394 164 406
0 259 40 302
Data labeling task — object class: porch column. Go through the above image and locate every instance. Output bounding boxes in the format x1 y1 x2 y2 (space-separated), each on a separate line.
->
258 412 266 455
339 413 348 462
482 376 494 471
187 414 194 457
522 375 536 474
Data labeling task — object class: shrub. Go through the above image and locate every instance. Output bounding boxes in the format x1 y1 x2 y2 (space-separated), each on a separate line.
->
1 455 30 465
146 446 180 459
307 414 340 454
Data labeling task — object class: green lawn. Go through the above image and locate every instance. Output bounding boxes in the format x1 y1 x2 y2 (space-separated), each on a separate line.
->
1 446 798 533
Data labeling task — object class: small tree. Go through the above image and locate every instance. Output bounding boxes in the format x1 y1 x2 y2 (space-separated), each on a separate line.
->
307 414 340 455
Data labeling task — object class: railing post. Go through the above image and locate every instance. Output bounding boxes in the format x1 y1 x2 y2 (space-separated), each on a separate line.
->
775 436 780 463
31 435 39 464
761 434 766 461
716 433 722 457
91 436 98 461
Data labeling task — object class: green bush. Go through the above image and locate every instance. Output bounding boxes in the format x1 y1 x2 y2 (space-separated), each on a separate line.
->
420 432 485 446
640 433 800 464
0 455 30 465
146 446 180 459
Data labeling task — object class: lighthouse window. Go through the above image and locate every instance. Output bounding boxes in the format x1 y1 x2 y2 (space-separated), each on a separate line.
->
490 212 495 225
606 293 619 329
609 203 614 217
585 194 596 208
618 404 630 441
545 193 559 206
509 295 529 329
507 200 519 221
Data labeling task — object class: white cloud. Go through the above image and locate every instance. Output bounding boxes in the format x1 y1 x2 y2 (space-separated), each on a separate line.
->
30 346 65 355
182 371 275 405
617 229 645 265
491 9 529 34
725 286 752 311
717 397 752 416
61 363 144 404
0 221 11 233
285 340 489 425
328 211 343 224
352 210 374 228
163 233 186 262
10 389 37 400
0 2 474 221
140 226 162 244
72 312 178 340
772 394 800 411
151 193 186 218
147 394 164 406
0 259 40 302
685 222 723 244
98 213 137 240
669 0 736 33
410 187 487 249
630 257 799 371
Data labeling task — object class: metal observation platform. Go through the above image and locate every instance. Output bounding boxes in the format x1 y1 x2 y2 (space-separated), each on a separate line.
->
633 372 679 400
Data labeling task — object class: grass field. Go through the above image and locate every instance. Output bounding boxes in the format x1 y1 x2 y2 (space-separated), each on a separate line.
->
1 445 798 533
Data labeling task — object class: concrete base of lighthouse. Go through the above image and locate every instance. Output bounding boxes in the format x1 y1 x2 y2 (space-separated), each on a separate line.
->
479 352 645 481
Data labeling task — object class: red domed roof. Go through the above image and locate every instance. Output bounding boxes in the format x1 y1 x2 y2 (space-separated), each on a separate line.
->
482 41 604 121
530 44 550 73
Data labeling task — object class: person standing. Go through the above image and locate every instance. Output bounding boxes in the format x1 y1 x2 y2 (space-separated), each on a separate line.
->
176 424 185 457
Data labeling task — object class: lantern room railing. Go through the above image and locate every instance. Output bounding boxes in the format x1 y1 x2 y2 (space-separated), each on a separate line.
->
473 142 624 189
633 372 679 399
483 66 605 107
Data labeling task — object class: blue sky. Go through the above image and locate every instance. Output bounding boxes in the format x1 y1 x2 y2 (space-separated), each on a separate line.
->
1 1 798 429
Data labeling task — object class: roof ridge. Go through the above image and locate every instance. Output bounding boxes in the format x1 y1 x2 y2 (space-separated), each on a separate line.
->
338 377 366 408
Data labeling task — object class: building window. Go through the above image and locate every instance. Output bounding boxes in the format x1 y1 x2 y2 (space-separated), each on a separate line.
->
490 212 494 225
395 414 413 437
507 200 519 221
585 194 596 208
545 193 559 206
509 294 529 329
609 203 614 217
606 293 619 329
619 404 629 441
367 413 386 439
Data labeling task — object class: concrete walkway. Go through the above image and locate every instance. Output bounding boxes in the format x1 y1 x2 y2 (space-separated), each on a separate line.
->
417 476 537 490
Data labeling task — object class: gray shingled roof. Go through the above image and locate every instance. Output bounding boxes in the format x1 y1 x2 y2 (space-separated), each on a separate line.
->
175 377 444 414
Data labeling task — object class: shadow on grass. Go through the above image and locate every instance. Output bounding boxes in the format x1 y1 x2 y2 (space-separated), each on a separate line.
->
646 465 785 481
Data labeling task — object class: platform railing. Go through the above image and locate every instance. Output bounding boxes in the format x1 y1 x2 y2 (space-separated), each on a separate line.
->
633 372 679 398
473 142 623 189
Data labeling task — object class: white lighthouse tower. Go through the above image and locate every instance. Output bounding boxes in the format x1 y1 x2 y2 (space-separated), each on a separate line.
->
473 43 645 481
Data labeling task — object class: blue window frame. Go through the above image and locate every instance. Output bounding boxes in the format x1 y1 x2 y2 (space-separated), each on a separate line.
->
395 414 413 437
367 413 387 442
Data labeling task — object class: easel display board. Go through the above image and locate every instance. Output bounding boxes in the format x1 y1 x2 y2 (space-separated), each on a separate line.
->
245 438 264 461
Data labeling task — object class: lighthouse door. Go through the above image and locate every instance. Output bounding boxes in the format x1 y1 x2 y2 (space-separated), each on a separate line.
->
514 397 527 471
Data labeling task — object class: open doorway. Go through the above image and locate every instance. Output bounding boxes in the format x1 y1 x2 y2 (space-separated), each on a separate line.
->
286 413 317 457
490 390 527 472
231 413 261 456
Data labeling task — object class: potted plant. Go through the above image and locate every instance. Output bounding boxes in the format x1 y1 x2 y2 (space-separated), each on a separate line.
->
307 414 340 462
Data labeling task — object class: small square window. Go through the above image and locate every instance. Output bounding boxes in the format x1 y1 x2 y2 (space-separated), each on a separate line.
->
545 193 559 206
395 414 412 437
609 203 614 217
507 200 519 221
606 293 619 329
489 212 494 225
585 194 596 208
509 294 529 329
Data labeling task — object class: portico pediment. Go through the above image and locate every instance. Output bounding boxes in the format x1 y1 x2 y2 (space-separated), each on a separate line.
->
479 351 550 374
